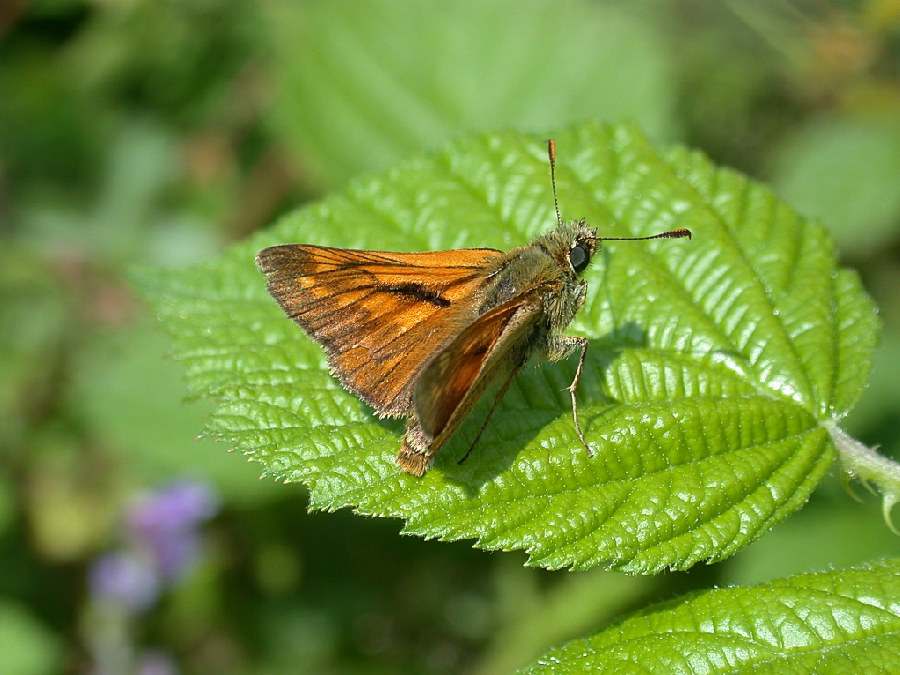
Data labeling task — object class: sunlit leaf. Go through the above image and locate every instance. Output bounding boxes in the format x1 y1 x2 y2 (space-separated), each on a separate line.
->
136 122 879 572
521 559 900 674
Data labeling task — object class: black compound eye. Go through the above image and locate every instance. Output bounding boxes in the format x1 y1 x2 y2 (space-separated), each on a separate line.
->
569 244 591 273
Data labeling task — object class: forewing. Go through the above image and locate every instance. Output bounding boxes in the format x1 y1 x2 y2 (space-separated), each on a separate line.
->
415 292 543 439
256 244 503 415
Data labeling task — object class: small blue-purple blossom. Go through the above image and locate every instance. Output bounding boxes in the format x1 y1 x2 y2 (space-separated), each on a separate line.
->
126 480 219 581
127 481 219 538
87 481 216 675
89 480 219 613
89 551 160 612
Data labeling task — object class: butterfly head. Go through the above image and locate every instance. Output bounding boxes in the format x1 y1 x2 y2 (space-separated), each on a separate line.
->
540 219 599 278
566 220 599 275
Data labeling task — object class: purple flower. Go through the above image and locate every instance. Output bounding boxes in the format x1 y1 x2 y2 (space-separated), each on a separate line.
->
89 551 160 612
86 481 217 675
125 480 219 580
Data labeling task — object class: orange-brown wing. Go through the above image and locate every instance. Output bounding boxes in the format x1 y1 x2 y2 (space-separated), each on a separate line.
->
414 292 543 440
256 244 503 416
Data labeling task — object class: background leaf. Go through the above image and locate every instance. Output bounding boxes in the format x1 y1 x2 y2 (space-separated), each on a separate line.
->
520 558 900 674
768 114 900 256
137 122 879 572
0 601 64 675
263 0 675 186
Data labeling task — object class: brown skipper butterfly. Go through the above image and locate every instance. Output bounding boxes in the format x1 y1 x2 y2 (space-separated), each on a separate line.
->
256 140 690 476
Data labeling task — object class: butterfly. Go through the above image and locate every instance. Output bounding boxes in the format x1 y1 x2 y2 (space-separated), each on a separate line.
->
256 140 690 476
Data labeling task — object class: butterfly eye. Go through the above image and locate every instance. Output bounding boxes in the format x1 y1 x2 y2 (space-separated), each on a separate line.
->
569 244 591 273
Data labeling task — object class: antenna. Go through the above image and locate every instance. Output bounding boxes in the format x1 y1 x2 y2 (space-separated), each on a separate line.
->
547 139 692 242
547 139 564 227
602 228 692 241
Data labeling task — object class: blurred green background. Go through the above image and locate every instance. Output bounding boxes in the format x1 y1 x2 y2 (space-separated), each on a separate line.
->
2 1 899 673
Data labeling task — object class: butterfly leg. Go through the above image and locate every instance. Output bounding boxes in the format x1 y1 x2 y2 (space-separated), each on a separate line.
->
568 336 591 456
548 335 591 456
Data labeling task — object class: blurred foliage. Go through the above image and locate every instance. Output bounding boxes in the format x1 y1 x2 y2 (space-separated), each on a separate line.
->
1 1 898 673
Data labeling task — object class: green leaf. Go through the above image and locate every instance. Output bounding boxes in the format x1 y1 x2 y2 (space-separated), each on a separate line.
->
520 558 900 674
136 122 880 572
64 319 278 505
0 601 64 675
264 0 675 186
768 115 900 256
